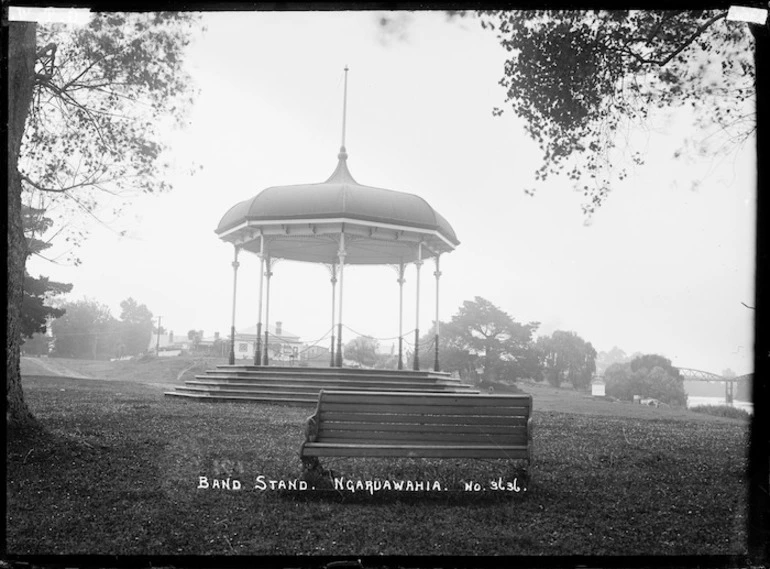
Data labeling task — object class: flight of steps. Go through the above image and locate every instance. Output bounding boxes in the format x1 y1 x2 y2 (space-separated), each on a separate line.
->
164 365 479 405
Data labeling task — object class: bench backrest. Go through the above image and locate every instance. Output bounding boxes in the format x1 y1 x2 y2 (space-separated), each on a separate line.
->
312 390 532 447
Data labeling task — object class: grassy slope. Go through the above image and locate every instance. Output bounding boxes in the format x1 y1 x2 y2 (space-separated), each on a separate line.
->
7 357 749 556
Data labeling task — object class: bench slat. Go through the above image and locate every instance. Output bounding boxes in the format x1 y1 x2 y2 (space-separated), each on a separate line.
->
319 421 526 434
300 390 533 467
319 412 528 426
317 430 528 444
320 403 527 416
302 443 529 459
321 391 531 408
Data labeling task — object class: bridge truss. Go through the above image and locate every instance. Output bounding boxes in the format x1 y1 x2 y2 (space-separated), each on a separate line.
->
677 368 751 383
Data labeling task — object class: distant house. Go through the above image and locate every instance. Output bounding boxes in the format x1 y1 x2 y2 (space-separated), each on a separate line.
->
231 321 302 363
591 376 606 397
199 323 332 365
148 331 190 354
197 331 224 356
301 344 331 367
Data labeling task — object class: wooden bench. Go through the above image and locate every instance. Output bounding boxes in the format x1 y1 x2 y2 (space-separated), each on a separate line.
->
300 390 533 476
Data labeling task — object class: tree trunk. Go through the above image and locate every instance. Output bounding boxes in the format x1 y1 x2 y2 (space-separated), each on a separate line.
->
7 22 37 428
749 21 769 566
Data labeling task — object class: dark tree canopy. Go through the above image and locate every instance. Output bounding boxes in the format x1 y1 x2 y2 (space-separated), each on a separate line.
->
605 353 687 406
51 298 118 359
7 14 200 428
21 12 200 261
344 336 379 368
187 329 203 352
477 10 754 213
424 320 479 379
21 274 72 340
537 330 597 389
21 204 73 340
444 297 540 383
119 298 154 356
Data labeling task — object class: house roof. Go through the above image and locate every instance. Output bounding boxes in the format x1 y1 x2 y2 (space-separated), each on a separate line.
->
236 323 300 341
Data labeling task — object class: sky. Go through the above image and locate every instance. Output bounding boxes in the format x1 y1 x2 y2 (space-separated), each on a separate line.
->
23 10 756 375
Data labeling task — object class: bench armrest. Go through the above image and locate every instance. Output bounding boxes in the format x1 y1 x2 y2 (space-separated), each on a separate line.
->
527 416 533 464
305 415 319 442
304 390 323 443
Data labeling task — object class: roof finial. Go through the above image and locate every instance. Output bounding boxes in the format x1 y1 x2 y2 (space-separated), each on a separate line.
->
340 65 349 159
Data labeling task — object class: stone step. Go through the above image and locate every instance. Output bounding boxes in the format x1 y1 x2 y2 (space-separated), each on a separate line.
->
165 365 477 405
193 374 469 388
203 370 462 383
183 379 476 393
214 365 453 378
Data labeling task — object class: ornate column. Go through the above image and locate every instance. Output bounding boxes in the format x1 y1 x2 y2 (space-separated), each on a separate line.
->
413 242 423 371
262 256 273 366
335 232 346 368
433 254 441 372
254 235 265 366
397 262 405 370
328 262 337 367
228 246 240 365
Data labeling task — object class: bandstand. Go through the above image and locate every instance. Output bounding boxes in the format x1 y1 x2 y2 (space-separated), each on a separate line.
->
165 69 476 404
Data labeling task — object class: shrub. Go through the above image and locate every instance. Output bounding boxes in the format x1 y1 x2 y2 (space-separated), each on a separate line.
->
690 405 751 421
481 379 524 394
605 356 687 407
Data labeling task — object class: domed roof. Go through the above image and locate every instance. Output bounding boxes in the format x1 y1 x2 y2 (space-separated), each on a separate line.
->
215 149 459 265
217 149 458 244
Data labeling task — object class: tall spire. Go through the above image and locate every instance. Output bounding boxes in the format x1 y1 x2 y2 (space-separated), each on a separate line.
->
326 65 356 184
340 65 349 159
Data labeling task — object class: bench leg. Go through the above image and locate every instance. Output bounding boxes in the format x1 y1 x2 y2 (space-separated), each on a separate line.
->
520 461 532 487
300 455 323 475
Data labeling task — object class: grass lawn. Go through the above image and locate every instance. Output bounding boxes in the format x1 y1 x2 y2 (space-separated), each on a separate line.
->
7 357 749 557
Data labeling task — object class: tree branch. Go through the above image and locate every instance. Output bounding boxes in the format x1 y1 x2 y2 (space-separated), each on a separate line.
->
20 172 125 194
36 78 115 152
60 52 113 92
618 11 727 67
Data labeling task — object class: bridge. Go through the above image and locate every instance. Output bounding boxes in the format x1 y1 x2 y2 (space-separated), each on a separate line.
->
676 368 752 383
676 368 752 404
597 367 752 405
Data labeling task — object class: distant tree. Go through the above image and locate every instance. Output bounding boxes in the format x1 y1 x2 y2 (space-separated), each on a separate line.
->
537 330 597 389
187 329 203 352
211 335 226 358
476 10 754 214
722 368 737 379
51 298 119 359
445 297 539 384
417 321 484 379
629 353 681 379
642 365 688 406
427 320 480 380
20 332 51 357
595 346 635 375
605 354 687 406
118 298 153 356
344 336 379 367
374 351 398 370
604 362 636 400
